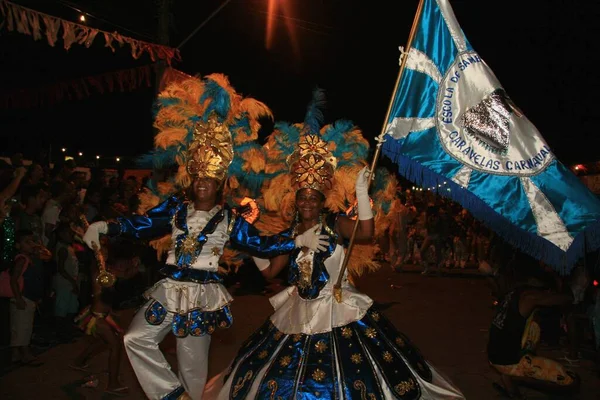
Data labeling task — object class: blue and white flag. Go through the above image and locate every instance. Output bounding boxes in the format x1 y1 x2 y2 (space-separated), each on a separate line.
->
382 0 600 273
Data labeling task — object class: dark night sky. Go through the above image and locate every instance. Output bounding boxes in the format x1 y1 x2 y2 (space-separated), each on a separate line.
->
0 0 598 168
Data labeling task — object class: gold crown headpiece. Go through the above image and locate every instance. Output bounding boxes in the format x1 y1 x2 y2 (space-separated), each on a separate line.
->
186 114 233 183
286 133 338 194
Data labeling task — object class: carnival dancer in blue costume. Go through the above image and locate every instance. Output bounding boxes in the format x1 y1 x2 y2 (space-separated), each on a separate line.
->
82 74 328 400
207 93 465 399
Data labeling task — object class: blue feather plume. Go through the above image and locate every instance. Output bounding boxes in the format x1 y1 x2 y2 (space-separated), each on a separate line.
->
303 87 326 135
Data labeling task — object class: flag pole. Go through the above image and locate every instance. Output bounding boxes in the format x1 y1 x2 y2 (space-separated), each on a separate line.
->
334 0 426 303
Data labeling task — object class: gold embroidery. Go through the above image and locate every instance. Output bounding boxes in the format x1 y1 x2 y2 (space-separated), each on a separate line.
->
365 328 377 338
351 353 363 364
266 380 283 400
211 246 221 256
177 328 185 336
341 327 353 338
371 311 380 321
207 326 215 334
219 321 228 328
232 370 253 397
273 331 284 340
293 334 303 342
193 328 201 335
394 378 417 395
258 350 269 359
383 351 393 363
181 235 198 256
314 340 327 353
312 368 326 382
279 355 292 367
395 337 405 347
353 380 377 400
148 315 156 322
297 258 312 290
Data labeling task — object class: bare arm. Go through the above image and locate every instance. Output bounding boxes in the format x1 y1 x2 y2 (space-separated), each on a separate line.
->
0 167 26 200
258 254 290 280
336 215 374 243
519 290 573 317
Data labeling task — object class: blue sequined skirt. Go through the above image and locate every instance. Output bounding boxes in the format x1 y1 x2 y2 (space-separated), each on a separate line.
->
221 305 449 400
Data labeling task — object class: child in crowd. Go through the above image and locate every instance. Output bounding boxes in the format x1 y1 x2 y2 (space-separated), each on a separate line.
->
9 229 48 365
71 236 128 396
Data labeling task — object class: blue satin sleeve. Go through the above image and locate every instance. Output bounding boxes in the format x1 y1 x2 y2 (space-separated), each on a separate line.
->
228 215 296 257
106 195 182 240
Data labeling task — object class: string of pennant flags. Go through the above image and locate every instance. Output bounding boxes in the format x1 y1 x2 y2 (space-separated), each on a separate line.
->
0 0 181 65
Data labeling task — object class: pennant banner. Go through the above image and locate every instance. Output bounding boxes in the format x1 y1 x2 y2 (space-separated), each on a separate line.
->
0 0 181 65
0 64 155 108
382 0 600 273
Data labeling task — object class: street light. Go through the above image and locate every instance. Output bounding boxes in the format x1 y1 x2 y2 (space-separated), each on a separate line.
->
61 148 66 152
78 152 83 156
116 157 120 162
79 15 86 22
96 155 100 160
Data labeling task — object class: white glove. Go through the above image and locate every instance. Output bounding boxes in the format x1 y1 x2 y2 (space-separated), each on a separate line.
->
355 167 374 220
83 221 108 250
294 224 329 252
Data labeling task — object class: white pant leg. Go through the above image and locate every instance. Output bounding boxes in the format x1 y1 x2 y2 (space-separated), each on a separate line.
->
177 334 211 400
9 297 36 347
123 303 180 400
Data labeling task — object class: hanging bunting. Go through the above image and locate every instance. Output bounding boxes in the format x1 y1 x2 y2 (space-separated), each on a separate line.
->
0 64 156 108
0 0 181 65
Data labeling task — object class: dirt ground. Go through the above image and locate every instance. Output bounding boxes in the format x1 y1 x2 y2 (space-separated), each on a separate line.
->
1 265 598 399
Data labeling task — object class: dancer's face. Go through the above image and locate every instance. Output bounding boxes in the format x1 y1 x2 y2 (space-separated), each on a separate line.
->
295 188 324 223
192 177 219 204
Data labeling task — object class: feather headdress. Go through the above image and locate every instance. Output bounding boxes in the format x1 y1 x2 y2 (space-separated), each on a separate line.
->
137 73 273 269
256 89 393 276
140 73 272 200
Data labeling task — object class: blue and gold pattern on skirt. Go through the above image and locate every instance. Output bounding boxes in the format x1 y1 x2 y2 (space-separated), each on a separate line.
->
227 306 430 399
143 299 233 338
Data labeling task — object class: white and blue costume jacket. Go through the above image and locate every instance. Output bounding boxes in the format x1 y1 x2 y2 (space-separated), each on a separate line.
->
107 194 296 338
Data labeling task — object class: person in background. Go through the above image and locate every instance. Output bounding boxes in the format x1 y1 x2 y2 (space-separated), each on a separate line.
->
41 180 73 247
488 261 580 398
15 184 46 241
9 230 48 366
53 222 80 340
71 237 128 396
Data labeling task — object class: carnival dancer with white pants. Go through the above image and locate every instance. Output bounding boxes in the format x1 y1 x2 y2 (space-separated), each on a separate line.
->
83 75 328 400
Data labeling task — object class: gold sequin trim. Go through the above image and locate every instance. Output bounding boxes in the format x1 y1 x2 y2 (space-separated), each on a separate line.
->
365 328 377 338
394 378 417 396
353 380 377 400
266 380 283 400
396 337 405 347
341 327 353 338
314 340 327 353
383 351 393 363
279 355 292 367
258 350 269 359
312 368 326 382
351 353 363 364
371 311 380 321
232 370 253 397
